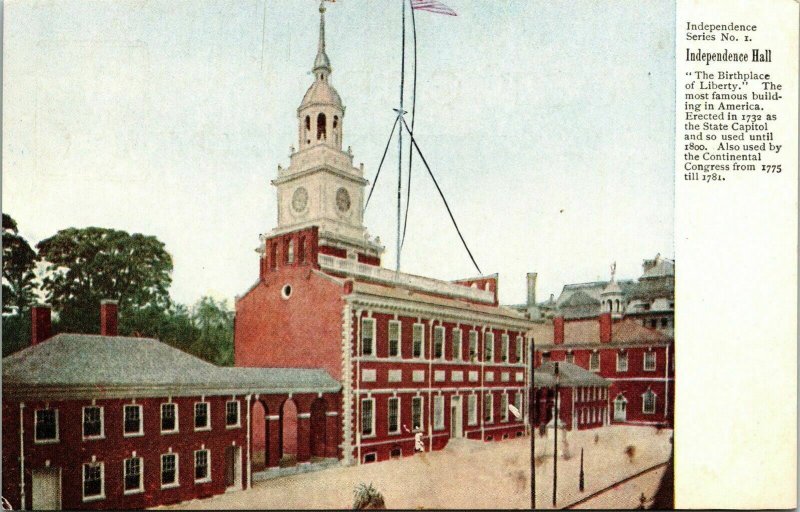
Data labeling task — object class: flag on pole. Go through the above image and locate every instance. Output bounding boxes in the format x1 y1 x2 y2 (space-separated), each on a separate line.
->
411 0 457 16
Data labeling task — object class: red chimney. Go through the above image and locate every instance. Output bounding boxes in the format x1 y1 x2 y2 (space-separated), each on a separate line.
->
599 312 612 343
553 316 565 345
31 305 52 345
100 299 119 336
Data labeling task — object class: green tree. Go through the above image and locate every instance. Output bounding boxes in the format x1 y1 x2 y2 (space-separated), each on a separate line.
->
189 296 234 366
37 227 173 333
2 214 39 314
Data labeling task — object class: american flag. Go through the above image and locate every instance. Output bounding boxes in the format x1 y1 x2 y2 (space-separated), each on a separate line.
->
411 0 457 16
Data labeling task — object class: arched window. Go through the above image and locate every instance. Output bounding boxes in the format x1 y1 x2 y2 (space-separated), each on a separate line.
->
613 395 627 421
286 239 294 264
298 237 306 263
615 299 620 312
333 116 338 129
642 389 657 414
317 113 327 140
305 116 311 144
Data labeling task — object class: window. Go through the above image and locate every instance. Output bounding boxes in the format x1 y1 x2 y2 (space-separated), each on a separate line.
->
433 326 445 359
484 393 494 423
541 351 551 363
316 112 327 140
661 318 668 328
452 328 462 361
565 352 574 364
388 397 400 434
589 351 600 371
361 398 375 436
469 331 478 362
226 400 240 427
516 336 523 362
616 352 629 372
83 406 103 439
433 395 444 430
82 462 104 501
613 395 627 421
124 457 143 494
298 237 306 263
123 405 142 436
514 392 523 420
286 240 295 264
161 453 178 488
411 396 424 431
412 323 425 358
644 351 656 371
363 453 377 463
161 403 178 433
500 334 509 362
35 409 58 442
500 393 509 422
388 320 401 357
194 402 210 430
484 332 494 362
194 449 210 482
468 395 478 426
642 389 657 414
361 317 375 356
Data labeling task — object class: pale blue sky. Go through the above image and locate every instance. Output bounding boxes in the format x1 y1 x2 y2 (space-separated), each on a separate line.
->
4 0 675 306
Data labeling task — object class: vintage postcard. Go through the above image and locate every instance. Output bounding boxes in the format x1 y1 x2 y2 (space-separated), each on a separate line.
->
2 0 797 510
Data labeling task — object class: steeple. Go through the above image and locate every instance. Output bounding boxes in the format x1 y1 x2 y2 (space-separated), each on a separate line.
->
313 2 331 77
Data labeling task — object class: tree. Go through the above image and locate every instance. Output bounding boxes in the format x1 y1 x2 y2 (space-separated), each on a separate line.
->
2 214 38 315
189 296 234 366
37 227 173 333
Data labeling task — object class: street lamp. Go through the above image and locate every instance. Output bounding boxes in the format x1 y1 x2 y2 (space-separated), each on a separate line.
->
529 338 536 510
553 361 560 507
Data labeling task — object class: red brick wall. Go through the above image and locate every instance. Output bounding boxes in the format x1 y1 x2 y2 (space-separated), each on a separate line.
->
2 395 247 511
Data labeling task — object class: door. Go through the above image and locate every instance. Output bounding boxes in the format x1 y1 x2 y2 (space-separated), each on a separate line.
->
225 446 243 490
450 396 463 438
32 468 60 510
614 396 627 422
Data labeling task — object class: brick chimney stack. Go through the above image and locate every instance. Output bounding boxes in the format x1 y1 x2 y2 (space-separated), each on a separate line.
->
599 312 612 343
100 299 119 336
31 305 52 345
553 316 565 345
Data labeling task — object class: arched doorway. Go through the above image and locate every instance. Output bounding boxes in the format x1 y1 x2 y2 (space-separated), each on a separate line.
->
280 398 298 467
250 400 269 471
310 398 328 460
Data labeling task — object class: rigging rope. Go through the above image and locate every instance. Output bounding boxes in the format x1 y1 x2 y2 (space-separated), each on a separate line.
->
400 117 483 275
400 0 418 250
363 116 400 212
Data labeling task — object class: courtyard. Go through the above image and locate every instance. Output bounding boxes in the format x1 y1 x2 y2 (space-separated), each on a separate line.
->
157 425 672 510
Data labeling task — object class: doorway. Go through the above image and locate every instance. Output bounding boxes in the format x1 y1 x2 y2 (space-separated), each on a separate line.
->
450 395 463 438
225 446 242 491
32 468 61 510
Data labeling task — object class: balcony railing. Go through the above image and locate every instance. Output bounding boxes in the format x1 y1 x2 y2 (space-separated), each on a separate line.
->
318 254 495 304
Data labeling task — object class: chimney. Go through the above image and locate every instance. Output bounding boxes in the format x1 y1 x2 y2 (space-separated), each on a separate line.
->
526 272 538 307
31 305 52 345
100 299 119 336
599 312 612 343
553 316 565 345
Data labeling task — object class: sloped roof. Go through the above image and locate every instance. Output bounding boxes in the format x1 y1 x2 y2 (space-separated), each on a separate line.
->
641 258 675 279
528 318 671 348
535 361 610 387
3 334 341 400
562 290 601 307
556 279 637 307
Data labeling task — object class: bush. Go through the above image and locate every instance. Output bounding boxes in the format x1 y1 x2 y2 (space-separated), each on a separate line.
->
353 482 385 510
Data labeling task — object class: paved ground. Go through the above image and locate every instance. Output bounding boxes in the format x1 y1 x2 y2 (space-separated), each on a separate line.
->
569 464 668 510
157 425 672 510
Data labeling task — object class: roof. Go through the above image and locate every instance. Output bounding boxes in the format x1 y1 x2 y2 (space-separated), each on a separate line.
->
301 79 342 109
641 258 674 279
3 334 341 400
534 361 610 387
562 290 601 307
556 279 637 307
529 318 671 348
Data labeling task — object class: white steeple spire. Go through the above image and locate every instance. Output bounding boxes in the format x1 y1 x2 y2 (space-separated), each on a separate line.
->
313 1 331 76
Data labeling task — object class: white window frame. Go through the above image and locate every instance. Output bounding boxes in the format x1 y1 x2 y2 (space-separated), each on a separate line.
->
82 406 104 440
361 317 376 357
194 401 211 431
194 449 211 483
123 456 144 495
514 392 523 420
161 402 179 434
468 394 478 426
34 408 59 444
642 389 657 414
644 351 657 371
433 395 445 431
469 330 479 362
616 351 628 372
226 400 241 429
361 398 376 437
565 351 574 364
433 325 445 360
484 331 495 362
589 351 600 371
82 461 105 502
484 393 494 424
387 397 400 435
500 393 509 423
412 323 425 359
388 320 401 357
515 335 523 362
411 396 424 431
123 404 143 437
161 453 180 489
501 334 509 362
452 328 462 361
613 395 628 421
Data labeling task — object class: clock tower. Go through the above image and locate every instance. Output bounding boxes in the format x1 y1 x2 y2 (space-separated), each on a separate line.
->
270 3 383 260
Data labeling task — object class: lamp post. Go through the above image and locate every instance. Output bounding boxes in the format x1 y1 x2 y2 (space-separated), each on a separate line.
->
579 447 585 492
552 362 560 508
529 338 536 510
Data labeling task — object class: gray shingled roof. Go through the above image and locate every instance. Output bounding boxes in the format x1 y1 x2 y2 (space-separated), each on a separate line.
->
3 334 340 400
534 361 609 387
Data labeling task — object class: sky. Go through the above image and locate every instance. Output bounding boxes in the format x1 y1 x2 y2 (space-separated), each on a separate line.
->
3 0 675 307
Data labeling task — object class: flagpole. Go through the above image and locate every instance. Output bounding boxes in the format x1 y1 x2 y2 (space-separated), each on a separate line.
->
396 0 406 273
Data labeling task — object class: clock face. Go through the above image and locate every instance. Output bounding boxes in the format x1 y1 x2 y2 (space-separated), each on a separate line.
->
336 187 351 213
292 187 308 213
